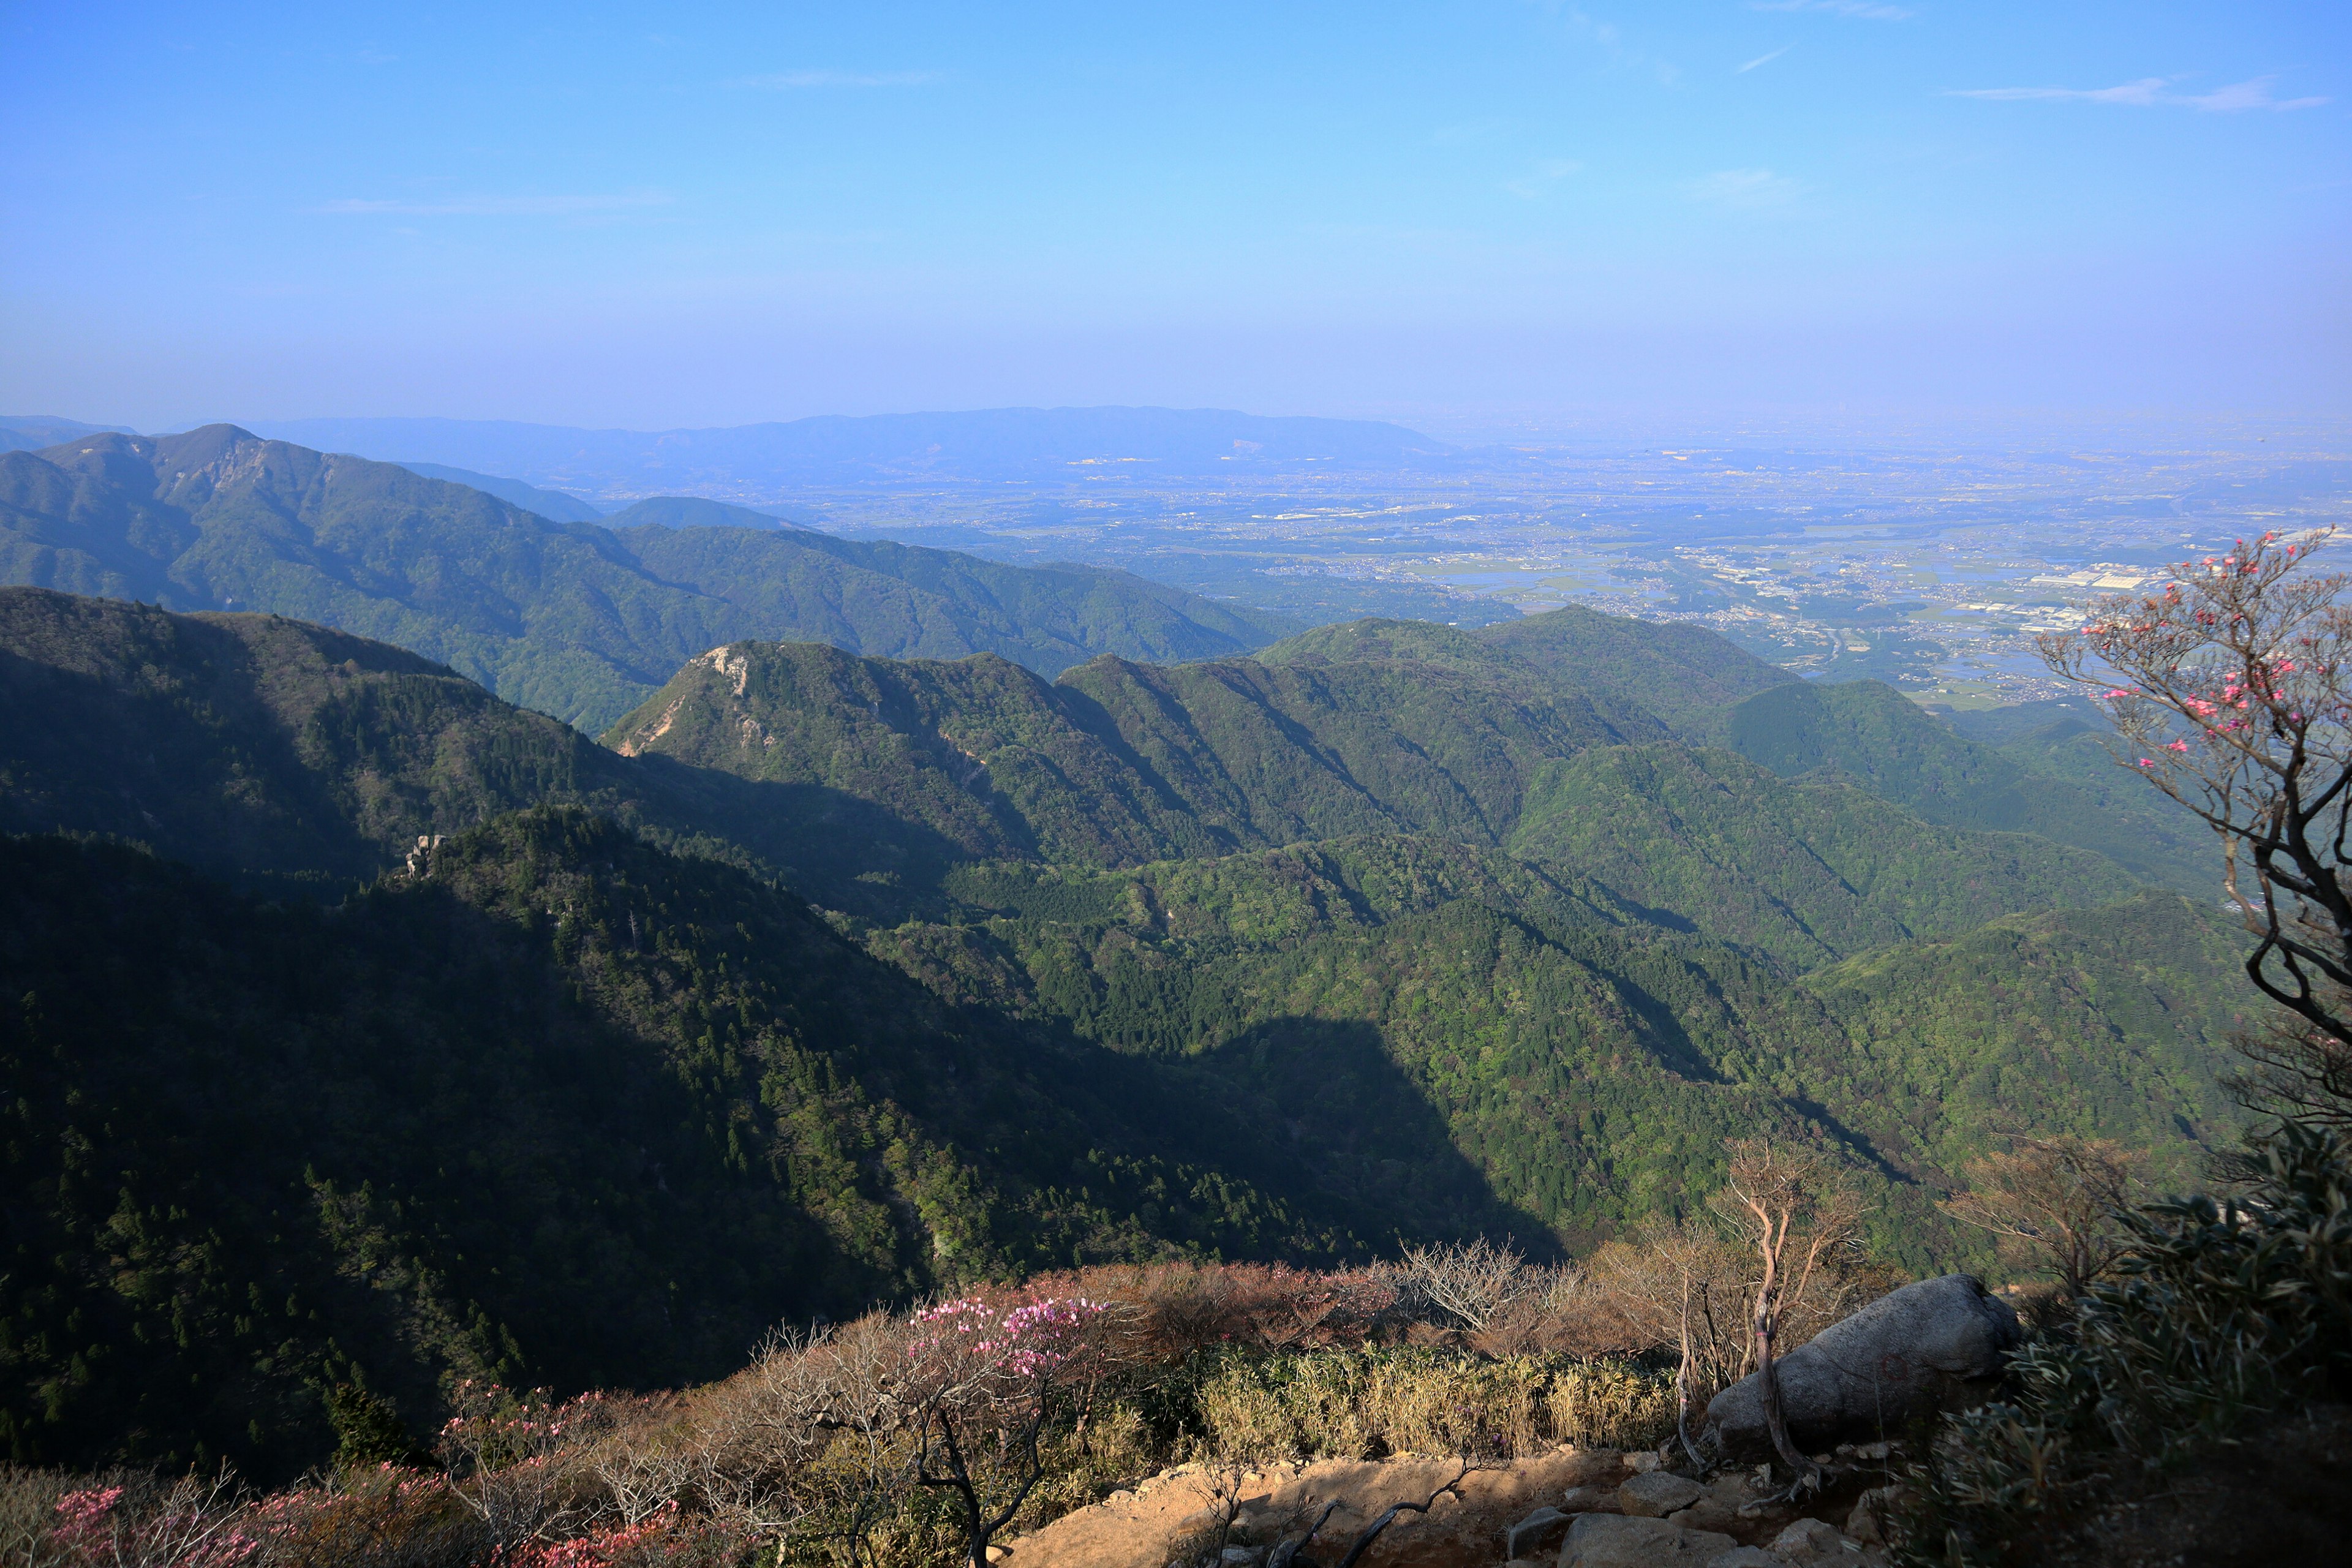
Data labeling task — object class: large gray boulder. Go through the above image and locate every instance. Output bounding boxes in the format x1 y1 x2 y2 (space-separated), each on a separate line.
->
1703 1274 2019 1460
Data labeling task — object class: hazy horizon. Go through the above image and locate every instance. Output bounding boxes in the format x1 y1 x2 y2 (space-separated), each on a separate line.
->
4 2 2345 435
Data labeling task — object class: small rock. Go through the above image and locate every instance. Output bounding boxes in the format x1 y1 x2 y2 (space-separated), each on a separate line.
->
1707 1550 1790 1568
1770 1518 1858 1566
1618 1472 1705 1518
1506 1506 1570 1560
1668 1496 1742 1534
1562 1484 1613 1512
985 1549 1011 1565
1218 1549 1264 1567
1626 1450 1669 1474
1845 1485 1905 1547
1563 1513 1738 1567
1852 1441 1891 1462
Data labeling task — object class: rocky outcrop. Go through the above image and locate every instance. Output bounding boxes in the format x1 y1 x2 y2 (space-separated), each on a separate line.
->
1703 1274 2019 1459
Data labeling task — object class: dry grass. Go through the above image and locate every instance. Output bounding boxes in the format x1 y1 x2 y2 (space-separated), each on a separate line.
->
10 1240 1879 1568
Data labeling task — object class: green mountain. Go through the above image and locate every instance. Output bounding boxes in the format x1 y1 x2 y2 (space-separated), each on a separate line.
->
0 426 1287 731
0 590 2260 1479
1710 678 2218 892
612 631 2142 954
1506 743 2143 968
858 837 2242 1243
603 636 1660 892
390 461 609 522
1479 602 1802 733
0 812 1434 1478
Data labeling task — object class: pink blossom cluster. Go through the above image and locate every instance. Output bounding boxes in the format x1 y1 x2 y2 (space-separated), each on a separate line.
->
513 1501 680 1567
910 1294 1107 1381
49 1485 258 1567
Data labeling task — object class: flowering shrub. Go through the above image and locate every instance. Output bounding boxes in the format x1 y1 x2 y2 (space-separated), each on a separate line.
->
37 1474 257 1568
6 1256 1732 1568
2043 526 2352 1119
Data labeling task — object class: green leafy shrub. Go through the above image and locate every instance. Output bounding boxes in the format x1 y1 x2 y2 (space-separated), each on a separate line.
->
1901 1119 2352 1564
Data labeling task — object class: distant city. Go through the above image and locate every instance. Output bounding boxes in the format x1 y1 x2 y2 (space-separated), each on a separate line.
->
770 437 2345 710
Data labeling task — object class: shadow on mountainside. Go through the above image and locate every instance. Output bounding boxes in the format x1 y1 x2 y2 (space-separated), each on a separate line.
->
1147 1016 1561 1259
625 752 986 916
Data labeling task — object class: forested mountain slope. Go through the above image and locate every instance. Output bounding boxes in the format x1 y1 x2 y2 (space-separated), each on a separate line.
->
1507 744 2142 967
0 426 1284 730
0 813 1419 1478
859 839 2242 1241
1711 677 2217 892
1478 603 1801 733
604 638 1659 878
0 586 853 892
613 632 2146 949
0 590 2258 1479
389 460 608 522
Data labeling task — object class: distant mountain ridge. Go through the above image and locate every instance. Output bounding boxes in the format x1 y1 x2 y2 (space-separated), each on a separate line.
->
0 424 1292 729
0 415 134 453
247 405 1450 497
388 460 611 522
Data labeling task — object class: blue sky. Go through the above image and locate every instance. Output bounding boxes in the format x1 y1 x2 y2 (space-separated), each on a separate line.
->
1 1 2344 434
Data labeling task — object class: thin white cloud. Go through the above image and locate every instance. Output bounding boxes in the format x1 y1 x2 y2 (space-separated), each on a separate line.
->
1951 75 2328 111
1687 168 1803 208
1750 0 1912 20
1503 159 1585 199
728 69 942 89
1738 45 1790 73
315 193 673 217
2183 77 2329 111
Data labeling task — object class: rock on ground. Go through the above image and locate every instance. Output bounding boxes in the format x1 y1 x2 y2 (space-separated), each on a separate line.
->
1507 1506 1572 1560
1561 1513 1736 1566
1704 1274 2019 1460
1617 1472 1705 1518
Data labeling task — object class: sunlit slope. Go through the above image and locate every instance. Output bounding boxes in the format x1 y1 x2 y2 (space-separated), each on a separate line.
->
1505 744 2141 968
1714 678 2217 892
861 837 2243 1247
1478 602 1802 733
603 638 1657 874
0 426 1284 730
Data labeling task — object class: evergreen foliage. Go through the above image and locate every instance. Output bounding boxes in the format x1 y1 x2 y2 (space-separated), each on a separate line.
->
1477 602 1800 733
1713 679 2217 892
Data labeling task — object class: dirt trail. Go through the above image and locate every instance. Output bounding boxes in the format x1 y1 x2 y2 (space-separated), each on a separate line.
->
998 1448 1630 1568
